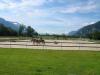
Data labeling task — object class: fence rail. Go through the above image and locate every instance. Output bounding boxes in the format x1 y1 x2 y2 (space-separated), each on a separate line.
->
0 43 100 48
0 40 99 44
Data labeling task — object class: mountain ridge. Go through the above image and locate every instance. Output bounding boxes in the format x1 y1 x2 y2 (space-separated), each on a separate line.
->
0 18 20 31
68 21 100 37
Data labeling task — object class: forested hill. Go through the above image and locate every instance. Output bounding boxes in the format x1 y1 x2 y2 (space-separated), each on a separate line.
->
0 18 38 37
0 18 20 31
72 21 100 37
0 23 17 36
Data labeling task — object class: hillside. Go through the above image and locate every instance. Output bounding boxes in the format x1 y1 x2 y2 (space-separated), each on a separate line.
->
0 18 20 31
69 21 100 37
0 18 38 37
68 31 77 36
0 23 17 36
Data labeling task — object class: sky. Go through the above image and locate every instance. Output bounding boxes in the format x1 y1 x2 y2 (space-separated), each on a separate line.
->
0 0 100 34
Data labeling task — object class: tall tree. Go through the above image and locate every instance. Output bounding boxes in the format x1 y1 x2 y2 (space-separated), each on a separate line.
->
18 24 25 36
26 26 38 37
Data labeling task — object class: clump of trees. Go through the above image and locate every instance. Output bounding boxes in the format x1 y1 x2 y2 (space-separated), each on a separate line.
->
18 25 38 37
26 26 38 37
18 24 25 36
40 33 68 40
0 23 38 37
87 31 100 40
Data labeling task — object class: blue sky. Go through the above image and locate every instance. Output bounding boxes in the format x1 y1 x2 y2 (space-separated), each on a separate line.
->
0 0 100 34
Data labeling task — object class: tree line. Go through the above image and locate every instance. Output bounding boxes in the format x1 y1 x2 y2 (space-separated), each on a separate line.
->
0 23 100 40
0 23 38 37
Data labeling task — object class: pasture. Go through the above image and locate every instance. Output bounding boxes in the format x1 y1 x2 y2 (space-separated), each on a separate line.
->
0 48 100 75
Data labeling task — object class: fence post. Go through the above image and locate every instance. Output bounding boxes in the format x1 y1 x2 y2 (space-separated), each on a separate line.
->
10 38 11 48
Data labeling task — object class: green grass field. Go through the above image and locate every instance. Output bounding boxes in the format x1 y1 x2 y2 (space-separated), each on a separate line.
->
0 48 100 75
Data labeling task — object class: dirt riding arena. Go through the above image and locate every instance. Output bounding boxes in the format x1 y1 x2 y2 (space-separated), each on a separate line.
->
0 39 100 51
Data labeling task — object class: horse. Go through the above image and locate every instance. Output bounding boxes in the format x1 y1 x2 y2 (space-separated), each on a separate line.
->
31 38 45 46
39 38 45 45
54 41 58 44
31 38 39 45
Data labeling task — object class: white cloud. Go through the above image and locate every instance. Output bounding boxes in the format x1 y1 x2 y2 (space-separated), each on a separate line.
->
21 0 47 7
27 9 50 17
0 0 98 15
0 0 47 10
83 21 95 26
57 0 98 14
0 0 18 9
0 0 100 34
60 5 96 14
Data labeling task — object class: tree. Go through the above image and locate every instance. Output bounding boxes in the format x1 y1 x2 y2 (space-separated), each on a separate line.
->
33 31 38 37
92 31 100 40
18 24 25 36
61 34 67 40
26 26 38 37
87 31 100 40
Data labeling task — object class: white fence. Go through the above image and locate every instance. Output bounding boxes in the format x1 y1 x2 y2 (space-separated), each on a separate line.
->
0 39 100 50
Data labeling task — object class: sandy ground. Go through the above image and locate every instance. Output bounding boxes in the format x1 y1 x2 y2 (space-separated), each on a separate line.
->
0 40 100 51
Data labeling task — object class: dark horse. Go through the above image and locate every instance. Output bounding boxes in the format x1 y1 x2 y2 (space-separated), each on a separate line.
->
31 38 45 46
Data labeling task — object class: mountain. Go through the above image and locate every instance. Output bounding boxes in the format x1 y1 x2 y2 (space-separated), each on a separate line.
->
0 18 39 37
0 18 20 31
70 21 100 37
68 31 77 36
0 23 17 36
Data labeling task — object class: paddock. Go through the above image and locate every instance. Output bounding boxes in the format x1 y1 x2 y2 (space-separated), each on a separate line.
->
0 39 100 51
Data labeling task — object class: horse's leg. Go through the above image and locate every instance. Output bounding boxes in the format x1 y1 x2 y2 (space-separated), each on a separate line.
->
36 41 38 46
36 40 38 46
33 40 35 46
43 42 45 46
39 40 45 46
38 41 40 46
34 41 37 46
32 41 34 46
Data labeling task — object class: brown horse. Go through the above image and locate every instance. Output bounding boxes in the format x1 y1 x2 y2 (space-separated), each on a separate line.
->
39 38 45 45
31 38 45 46
31 38 38 45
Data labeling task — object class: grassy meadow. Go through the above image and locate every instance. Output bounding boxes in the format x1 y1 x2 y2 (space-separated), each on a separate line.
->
0 48 100 75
